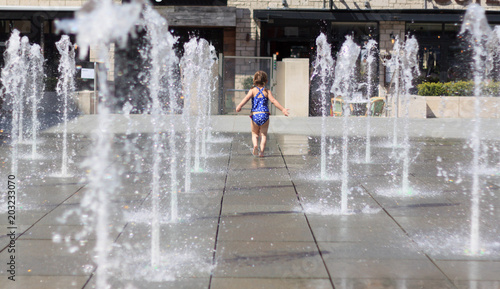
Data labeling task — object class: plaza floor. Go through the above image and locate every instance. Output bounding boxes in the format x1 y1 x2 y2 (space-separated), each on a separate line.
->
0 115 500 289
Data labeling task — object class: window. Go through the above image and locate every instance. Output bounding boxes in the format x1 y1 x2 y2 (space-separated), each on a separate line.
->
330 22 378 48
152 0 227 6
407 22 471 82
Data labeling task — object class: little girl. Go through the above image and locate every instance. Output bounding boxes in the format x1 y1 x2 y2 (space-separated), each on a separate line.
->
236 71 289 157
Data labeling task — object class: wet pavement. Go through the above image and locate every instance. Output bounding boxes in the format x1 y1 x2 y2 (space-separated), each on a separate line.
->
0 115 499 289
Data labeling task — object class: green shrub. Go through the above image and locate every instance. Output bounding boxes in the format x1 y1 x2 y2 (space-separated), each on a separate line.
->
242 76 254 90
417 82 446 96
45 77 58 92
442 82 453 95
417 81 499 96
450 81 474 96
484 81 500 96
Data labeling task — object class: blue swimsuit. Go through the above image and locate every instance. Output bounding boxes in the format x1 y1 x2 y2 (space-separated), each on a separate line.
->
250 87 270 126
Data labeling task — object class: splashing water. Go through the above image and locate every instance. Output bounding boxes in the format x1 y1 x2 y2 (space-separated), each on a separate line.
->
486 26 500 82
27 44 45 160
311 33 334 180
363 40 378 163
382 34 419 195
460 3 491 256
55 0 142 60
204 45 219 146
17 37 30 145
331 36 360 214
181 38 196 192
1 30 25 175
55 35 76 177
384 36 402 149
141 4 179 266
400 35 419 195
0 32 45 168
139 8 184 225
56 0 142 287
193 39 217 172
166 64 181 223
200 44 218 160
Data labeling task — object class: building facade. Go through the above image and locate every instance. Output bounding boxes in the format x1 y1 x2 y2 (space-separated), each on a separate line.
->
1 0 500 114
154 0 500 115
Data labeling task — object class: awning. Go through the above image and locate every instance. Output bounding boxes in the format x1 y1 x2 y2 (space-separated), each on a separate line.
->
0 7 77 19
254 8 500 24
155 6 236 27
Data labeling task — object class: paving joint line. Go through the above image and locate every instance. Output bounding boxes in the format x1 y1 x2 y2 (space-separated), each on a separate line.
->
0 183 87 254
208 142 233 289
277 143 336 289
360 184 459 289
81 175 156 289
81 152 157 289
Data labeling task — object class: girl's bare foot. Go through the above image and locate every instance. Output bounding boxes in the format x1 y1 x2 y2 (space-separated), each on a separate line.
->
252 146 258 156
259 151 264 157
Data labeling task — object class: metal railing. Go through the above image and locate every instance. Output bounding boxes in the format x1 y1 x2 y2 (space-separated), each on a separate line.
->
218 54 275 115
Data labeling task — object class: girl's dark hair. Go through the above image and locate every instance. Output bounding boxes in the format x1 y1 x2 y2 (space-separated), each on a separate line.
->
253 70 268 86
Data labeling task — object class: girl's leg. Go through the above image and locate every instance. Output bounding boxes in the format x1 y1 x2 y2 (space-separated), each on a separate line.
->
258 120 269 157
251 119 260 156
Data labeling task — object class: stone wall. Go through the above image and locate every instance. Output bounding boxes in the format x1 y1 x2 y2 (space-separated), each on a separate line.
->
385 96 500 119
1 0 84 5
1 0 121 6
426 96 500 118
155 6 236 27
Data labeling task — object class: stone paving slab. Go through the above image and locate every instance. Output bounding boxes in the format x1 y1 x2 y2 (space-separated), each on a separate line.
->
436 261 500 281
309 221 409 243
0 239 95 276
213 241 329 279
0 276 88 289
85 277 210 289
219 213 314 242
0 115 499 289
221 192 299 214
211 277 332 289
323 258 448 280
333 279 455 289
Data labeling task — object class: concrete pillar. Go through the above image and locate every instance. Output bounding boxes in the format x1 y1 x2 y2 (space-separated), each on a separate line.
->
275 58 310 117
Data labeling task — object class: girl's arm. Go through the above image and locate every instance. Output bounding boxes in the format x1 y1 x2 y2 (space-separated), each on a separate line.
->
267 90 289 116
236 89 253 112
